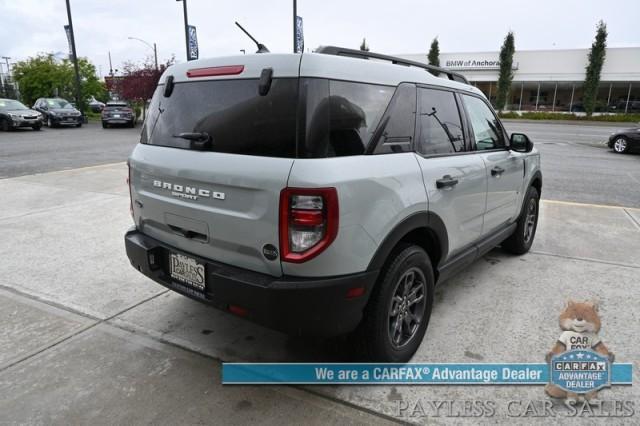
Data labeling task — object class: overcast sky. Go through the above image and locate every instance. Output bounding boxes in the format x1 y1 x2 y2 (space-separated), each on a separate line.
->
1 0 638 77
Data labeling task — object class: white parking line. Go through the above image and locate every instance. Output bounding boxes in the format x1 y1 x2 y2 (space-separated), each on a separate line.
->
542 199 640 211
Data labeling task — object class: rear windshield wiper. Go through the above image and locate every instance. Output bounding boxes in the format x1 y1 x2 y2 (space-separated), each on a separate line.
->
173 132 212 150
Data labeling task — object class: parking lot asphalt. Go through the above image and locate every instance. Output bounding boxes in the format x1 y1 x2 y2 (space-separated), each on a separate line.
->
1 162 639 424
2 120 639 207
0 121 139 179
503 120 640 208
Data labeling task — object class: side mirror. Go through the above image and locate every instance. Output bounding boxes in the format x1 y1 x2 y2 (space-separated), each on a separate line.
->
510 133 533 153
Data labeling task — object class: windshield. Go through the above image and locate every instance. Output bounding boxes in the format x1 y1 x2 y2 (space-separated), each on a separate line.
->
46 99 74 109
0 99 29 110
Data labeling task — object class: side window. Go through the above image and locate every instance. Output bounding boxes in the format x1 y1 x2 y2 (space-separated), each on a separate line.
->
373 83 416 154
327 81 394 156
461 94 505 151
417 88 465 155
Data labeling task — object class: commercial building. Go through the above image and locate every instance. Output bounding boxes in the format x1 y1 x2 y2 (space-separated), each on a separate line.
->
399 47 640 113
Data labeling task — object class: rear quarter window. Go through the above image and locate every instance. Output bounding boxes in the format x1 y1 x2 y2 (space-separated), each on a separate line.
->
302 79 394 158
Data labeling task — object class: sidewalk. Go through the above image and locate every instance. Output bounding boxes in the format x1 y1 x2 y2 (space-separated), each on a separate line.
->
1 163 639 424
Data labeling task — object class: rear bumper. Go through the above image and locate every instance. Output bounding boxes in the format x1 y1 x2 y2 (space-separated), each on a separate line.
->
124 229 378 337
103 117 134 123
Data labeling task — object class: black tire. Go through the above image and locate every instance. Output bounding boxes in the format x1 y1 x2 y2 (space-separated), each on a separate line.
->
76 122 82 128
47 117 56 128
32 124 42 131
502 186 540 255
102 122 108 129
129 121 135 128
611 136 629 154
0 118 10 131
353 244 434 362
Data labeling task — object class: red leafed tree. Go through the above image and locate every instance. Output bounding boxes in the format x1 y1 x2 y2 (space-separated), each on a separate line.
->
120 67 161 101
105 57 174 102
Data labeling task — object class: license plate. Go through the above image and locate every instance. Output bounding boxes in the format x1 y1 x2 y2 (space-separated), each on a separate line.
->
169 253 206 291
113 114 121 118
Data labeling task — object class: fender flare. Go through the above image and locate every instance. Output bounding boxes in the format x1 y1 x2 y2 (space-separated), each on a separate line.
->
528 170 543 193
366 211 449 272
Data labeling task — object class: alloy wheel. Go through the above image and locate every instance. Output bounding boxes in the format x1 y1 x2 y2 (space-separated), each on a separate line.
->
524 198 537 243
388 267 427 349
613 138 627 153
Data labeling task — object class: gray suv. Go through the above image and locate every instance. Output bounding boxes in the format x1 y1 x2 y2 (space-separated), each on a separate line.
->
125 47 541 362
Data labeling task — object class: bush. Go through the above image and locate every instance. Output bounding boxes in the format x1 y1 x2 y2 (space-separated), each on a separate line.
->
498 111 640 123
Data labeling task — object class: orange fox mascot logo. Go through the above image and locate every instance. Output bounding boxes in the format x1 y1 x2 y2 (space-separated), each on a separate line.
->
544 300 614 403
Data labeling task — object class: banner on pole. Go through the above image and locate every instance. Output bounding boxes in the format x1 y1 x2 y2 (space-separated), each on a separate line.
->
63 25 73 59
188 25 199 60
295 16 304 53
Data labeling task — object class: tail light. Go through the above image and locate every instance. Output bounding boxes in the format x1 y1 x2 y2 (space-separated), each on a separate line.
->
279 188 338 263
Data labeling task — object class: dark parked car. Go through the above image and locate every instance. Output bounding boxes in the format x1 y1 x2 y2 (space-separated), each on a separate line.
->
0 98 43 131
33 98 83 128
608 127 640 154
88 96 105 113
101 101 136 128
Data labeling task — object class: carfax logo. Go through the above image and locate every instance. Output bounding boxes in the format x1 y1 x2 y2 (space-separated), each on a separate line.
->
545 300 615 403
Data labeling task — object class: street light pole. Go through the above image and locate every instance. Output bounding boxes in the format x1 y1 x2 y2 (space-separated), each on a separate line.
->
177 0 190 61
64 0 83 116
128 37 158 71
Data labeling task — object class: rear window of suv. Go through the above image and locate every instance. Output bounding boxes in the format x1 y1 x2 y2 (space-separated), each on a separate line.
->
142 77 394 158
143 78 298 158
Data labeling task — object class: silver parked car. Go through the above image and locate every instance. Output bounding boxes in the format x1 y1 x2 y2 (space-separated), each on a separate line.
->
125 47 542 362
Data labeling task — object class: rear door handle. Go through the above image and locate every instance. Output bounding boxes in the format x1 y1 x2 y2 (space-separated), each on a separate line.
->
436 175 459 189
491 166 505 176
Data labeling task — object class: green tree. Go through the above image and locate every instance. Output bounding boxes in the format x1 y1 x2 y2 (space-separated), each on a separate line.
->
428 37 440 67
360 38 369 52
12 54 106 110
583 20 607 116
427 37 440 76
495 31 515 111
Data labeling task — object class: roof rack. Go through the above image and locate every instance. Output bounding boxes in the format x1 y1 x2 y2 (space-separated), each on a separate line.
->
315 46 469 85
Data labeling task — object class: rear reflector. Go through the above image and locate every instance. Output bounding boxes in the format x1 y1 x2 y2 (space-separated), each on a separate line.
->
228 304 248 317
186 65 244 78
345 287 365 299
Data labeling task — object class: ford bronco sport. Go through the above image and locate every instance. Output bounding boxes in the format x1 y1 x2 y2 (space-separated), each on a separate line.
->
125 46 542 362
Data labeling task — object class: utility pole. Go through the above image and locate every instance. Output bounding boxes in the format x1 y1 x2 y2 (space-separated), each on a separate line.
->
153 43 158 70
177 0 190 61
108 51 113 76
1 57 10 77
64 0 84 116
293 0 297 53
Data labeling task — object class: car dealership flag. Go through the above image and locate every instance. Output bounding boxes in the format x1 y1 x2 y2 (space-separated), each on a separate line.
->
188 25 199 60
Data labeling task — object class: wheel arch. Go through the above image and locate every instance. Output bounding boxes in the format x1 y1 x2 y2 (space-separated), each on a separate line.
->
367 212 448 282
529 170 542 198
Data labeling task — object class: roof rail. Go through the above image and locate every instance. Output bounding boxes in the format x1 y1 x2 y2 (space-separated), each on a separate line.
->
315 46 469 85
